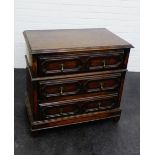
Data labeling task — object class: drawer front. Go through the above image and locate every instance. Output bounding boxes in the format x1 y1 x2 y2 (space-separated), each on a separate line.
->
38 73 121 102
38 55 83 76
39 95 118 119
37 50 125 76
87 52 124 71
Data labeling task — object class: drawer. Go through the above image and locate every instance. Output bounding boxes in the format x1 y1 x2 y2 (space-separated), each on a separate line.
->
39 95 118 119
38 73 121 103
37 50 125 76
38 55 82 76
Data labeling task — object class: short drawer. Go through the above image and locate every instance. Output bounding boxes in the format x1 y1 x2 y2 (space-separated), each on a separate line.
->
38 73 122 103
39 95 118 119
37 50 125 76
38 55 82 76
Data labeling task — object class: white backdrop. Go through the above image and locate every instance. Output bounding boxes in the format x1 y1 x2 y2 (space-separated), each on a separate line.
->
14 0 139 71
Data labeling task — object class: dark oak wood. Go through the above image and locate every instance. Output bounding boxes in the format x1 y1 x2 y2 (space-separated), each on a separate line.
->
25 96 121 131
23 28 133 54
37 50 126 77
37 72 121 102
38 94 118 120
24 28 133 131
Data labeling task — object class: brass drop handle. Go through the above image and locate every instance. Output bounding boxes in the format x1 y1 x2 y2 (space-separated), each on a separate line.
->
98 102 101 109
61 63 64 72
103 60 106 68
60 107 63 115
100 82 104 91
60 87 63 95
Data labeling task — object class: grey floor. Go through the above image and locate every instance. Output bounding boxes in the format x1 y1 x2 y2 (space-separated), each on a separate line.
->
14 69 140 155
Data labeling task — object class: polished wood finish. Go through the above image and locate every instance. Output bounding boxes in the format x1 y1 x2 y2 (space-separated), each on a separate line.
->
39 94 118 120
37 72 121 102
37 50 126 77
24 28 133 131
23 28 133 53
25 96 121 131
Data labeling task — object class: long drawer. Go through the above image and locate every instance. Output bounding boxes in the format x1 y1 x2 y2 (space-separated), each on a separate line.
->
38 72 122 103
39 94 118 120
36 49 126 77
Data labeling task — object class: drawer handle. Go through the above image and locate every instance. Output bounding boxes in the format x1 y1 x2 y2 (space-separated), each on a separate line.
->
61 64 64 72
98 102 101 109
60 107 63 115
100 82 104 91
103 60 106 68
60 87 63 95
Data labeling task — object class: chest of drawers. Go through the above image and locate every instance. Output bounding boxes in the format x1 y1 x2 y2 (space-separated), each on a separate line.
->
24 28 133 131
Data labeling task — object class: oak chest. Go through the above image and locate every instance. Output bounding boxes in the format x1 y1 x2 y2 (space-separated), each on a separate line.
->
24 28 133 131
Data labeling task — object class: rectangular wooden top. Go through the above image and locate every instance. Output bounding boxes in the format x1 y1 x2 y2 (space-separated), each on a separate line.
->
23 28 133 54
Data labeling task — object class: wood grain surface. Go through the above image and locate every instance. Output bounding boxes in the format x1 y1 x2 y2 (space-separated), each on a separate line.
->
23 28 133 54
